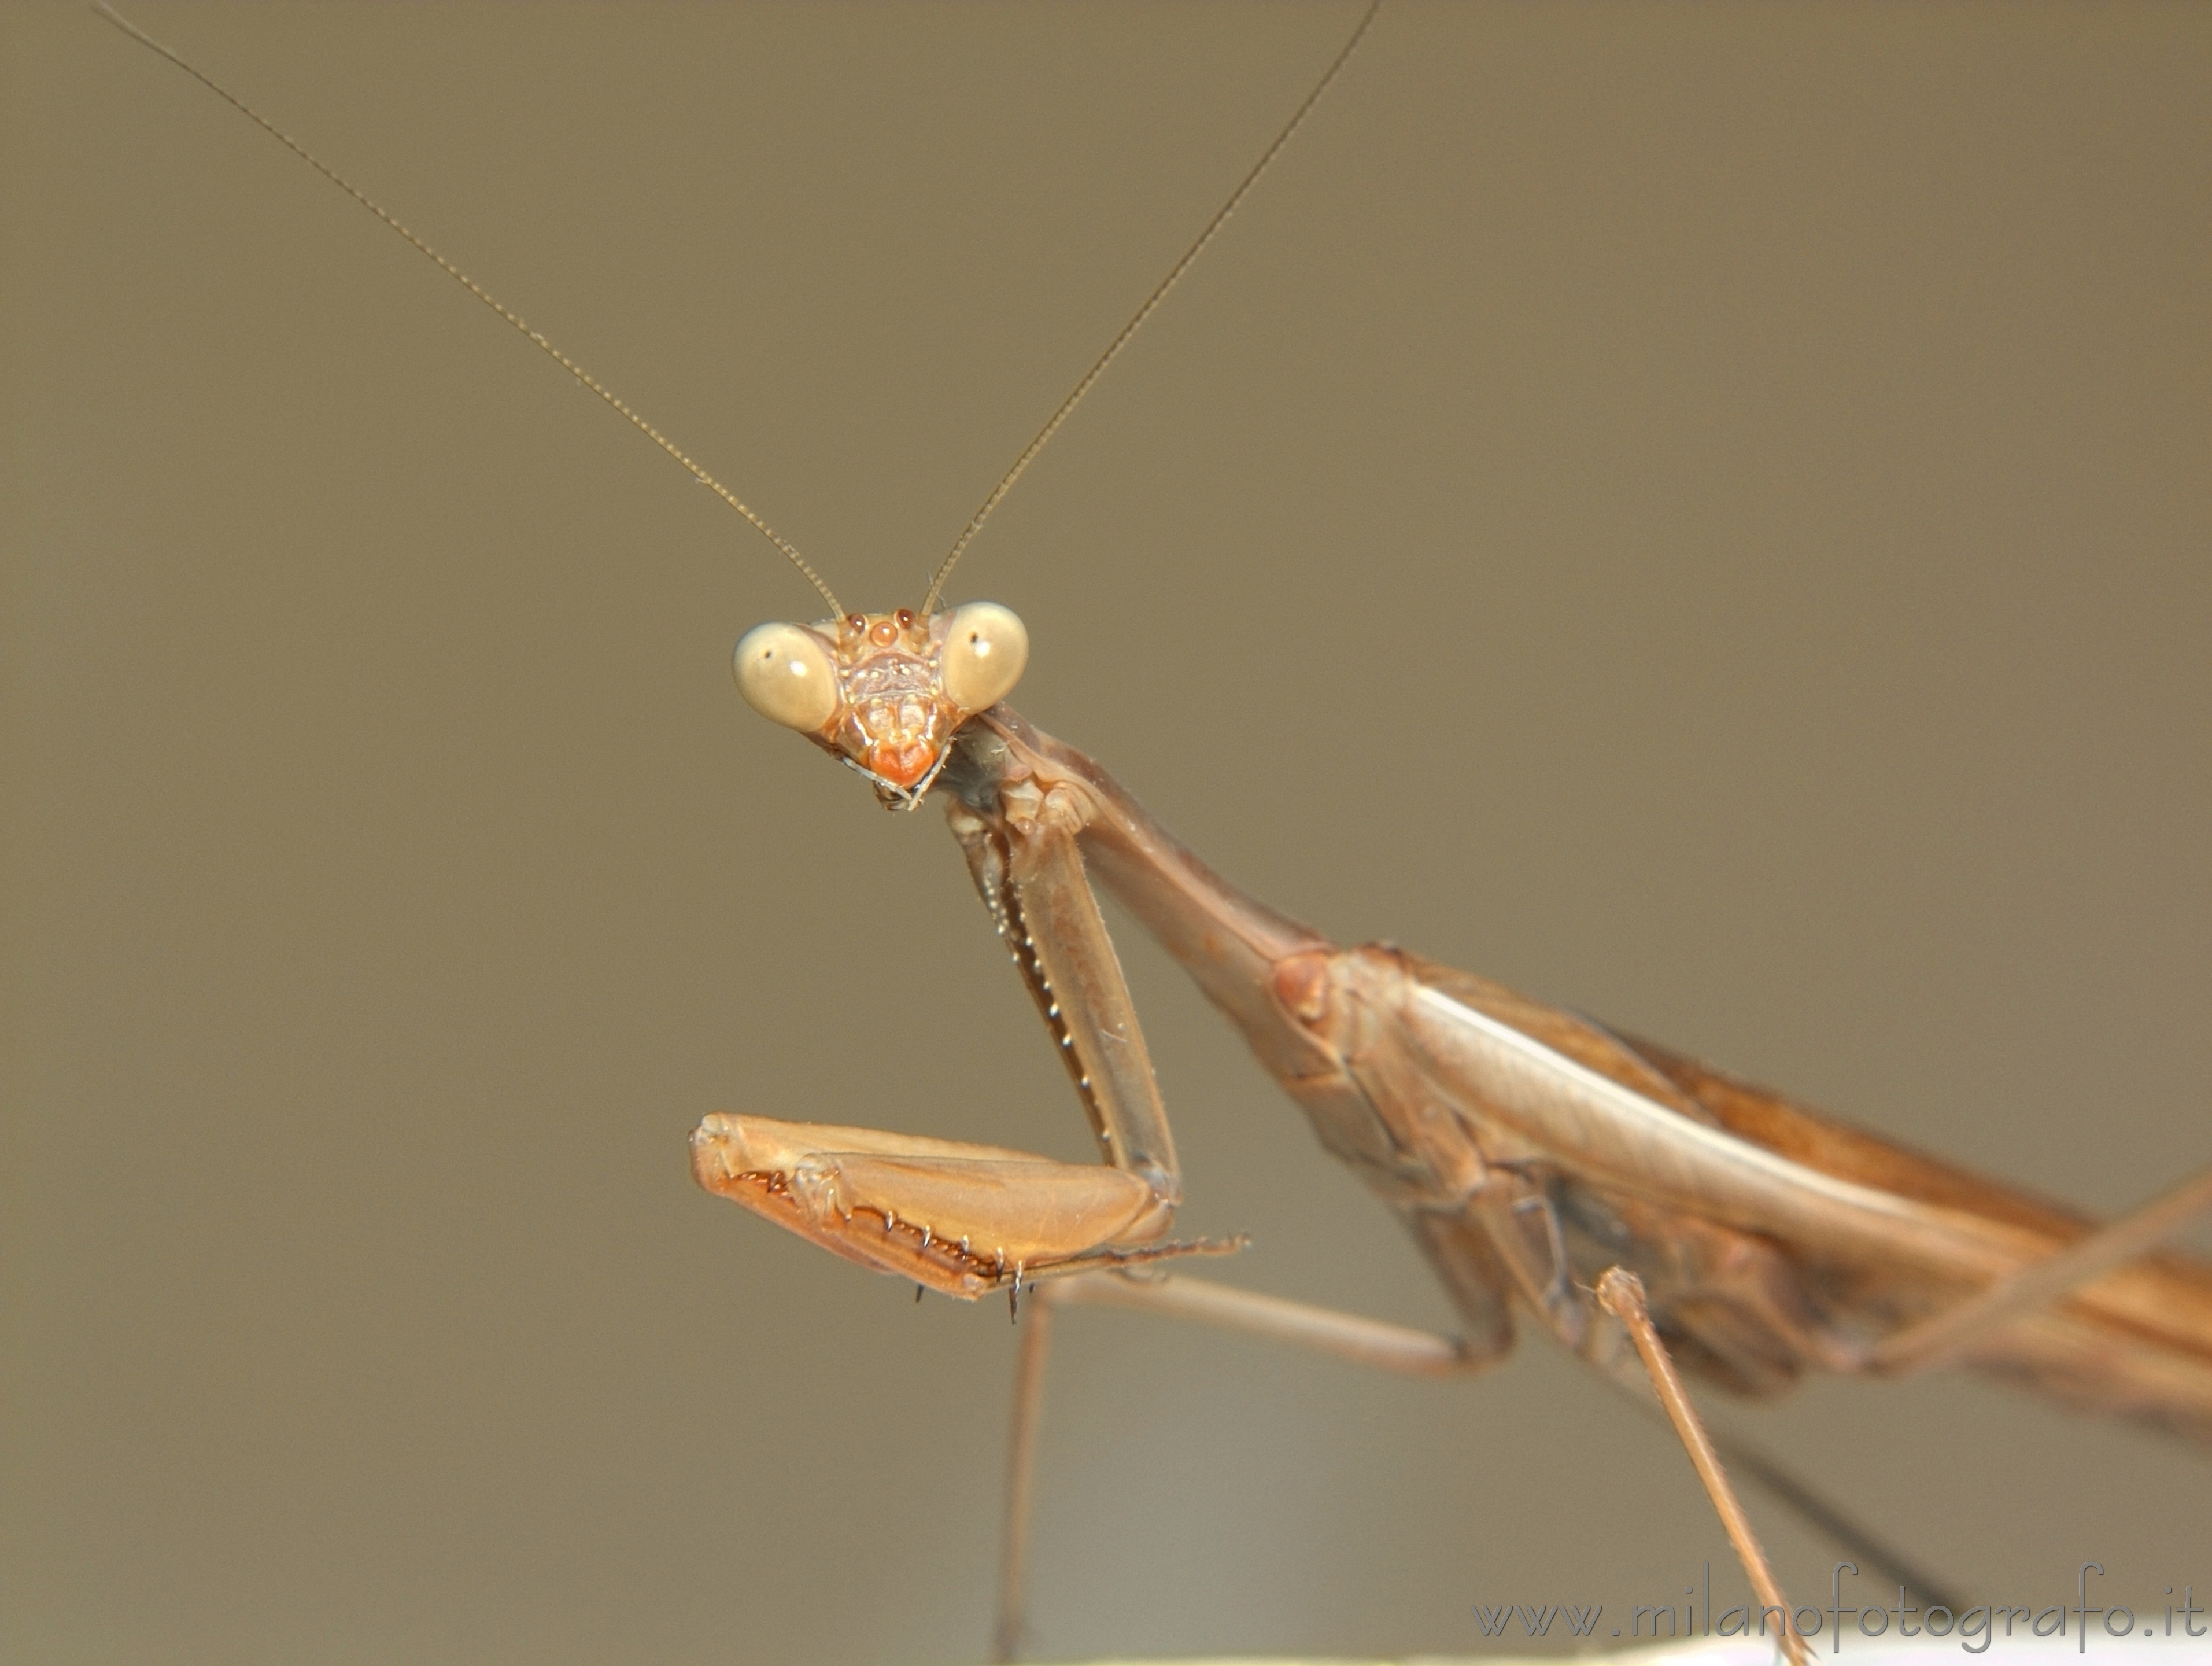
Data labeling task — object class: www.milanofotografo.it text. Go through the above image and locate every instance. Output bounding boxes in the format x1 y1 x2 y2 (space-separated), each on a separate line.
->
1469 1565 2205 1653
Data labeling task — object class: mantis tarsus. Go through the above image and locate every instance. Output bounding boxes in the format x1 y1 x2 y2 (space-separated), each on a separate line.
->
64 4 2212 1662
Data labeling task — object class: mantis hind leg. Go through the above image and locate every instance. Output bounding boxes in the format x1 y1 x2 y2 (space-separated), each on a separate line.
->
1868 1164 2212 1375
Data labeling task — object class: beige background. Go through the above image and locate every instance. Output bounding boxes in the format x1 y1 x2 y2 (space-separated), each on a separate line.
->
5 3 2209 1661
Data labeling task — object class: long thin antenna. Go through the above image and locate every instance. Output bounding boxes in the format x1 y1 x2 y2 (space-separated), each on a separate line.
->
918 0 1382 615
95 2 844 621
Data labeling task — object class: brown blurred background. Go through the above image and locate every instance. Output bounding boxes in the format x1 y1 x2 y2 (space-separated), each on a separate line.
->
5 3 2208 1661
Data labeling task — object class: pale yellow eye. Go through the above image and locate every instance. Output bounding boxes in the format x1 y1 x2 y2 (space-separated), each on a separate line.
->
732 622 839 733
939 602 1028 713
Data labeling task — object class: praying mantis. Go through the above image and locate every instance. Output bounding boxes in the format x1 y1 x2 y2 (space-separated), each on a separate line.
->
30 3 2212 1664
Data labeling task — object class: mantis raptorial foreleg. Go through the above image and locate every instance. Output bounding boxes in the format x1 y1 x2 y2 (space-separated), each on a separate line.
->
688 766 1253 1297
688 1115 1232 1298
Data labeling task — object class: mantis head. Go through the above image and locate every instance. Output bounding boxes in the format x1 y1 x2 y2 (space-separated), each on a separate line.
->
733 602 1029 808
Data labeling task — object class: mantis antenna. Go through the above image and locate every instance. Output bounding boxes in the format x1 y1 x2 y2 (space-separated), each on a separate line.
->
93 1 846 621
98 0 1380 622
919 0 1383 615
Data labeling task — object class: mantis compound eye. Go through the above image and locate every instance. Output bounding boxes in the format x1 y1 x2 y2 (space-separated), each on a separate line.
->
939 602 1029 714
733 622 839 734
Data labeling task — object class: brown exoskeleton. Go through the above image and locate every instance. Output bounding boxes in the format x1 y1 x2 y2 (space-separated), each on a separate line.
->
102 6 2212 1664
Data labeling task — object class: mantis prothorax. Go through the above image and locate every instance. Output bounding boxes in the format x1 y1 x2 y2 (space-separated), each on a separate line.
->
100 6 2212 1666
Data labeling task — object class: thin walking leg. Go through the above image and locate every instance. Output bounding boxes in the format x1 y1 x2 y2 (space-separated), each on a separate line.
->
1049 1270 1490 1376
989 1270 1503 1661
1103 1268 1968 1628
1870 1166 2212 1374
1700 1425 1966 1615
994 1282 1057 1664
1596 1267 1810 1666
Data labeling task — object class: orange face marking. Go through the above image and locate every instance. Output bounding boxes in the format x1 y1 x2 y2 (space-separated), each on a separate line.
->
866 739 937 788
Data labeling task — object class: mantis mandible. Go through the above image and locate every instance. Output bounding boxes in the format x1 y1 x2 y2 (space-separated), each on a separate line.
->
95 3 2212 1664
